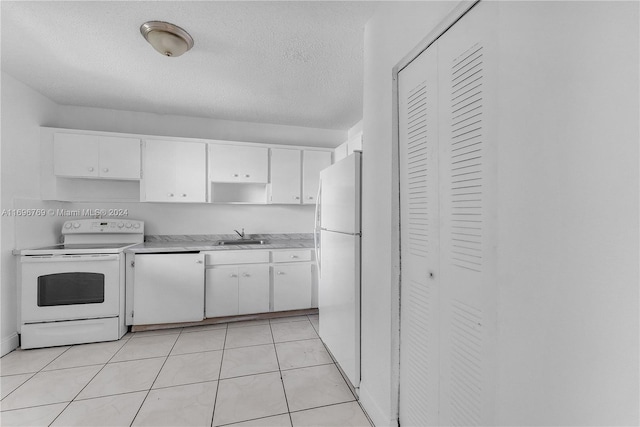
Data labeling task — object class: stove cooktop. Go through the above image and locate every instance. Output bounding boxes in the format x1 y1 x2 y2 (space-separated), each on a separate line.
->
20 242 139 255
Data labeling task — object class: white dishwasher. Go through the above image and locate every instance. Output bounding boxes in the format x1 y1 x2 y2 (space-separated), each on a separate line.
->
131 252 205 325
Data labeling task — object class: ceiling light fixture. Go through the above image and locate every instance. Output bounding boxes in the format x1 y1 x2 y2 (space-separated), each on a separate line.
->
140 21 194 57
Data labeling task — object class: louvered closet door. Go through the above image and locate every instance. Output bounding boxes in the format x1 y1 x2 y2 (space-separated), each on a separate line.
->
398 43 440 427
437 2 498 426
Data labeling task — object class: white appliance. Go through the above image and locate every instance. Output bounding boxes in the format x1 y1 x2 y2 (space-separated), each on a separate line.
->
18 219 144 349
315 151 361 390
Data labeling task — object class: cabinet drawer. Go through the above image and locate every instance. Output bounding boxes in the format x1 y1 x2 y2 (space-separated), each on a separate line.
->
205 250 270 265
271 249 311 263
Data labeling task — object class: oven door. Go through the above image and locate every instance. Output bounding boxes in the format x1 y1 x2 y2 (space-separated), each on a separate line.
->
21 254 120 323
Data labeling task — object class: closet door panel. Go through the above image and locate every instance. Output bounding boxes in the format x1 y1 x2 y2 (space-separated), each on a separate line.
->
398 43 440 426
437 2 499 426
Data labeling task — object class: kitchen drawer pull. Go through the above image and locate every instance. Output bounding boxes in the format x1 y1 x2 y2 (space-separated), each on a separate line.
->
245 174 250 178
230 274 238 278
276 271 285 275
233 174 239 177
168 193 174 197
88 167 94 172
242 273 250 277
103 168 109 173
290 255 298 259
181 193 187 197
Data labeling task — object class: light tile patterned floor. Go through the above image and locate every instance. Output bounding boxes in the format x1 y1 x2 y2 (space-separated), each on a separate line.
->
0 314 372 427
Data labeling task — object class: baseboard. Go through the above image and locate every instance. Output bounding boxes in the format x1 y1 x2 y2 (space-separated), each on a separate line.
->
359 380 395 427
1 333 19 357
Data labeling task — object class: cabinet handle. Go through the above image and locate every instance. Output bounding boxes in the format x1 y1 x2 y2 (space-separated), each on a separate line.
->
102 168 109 173
277 271 285 275
291 255 298 259
230 274 238 278
294 196 300 200
181 194 187 197
308 196 313 200
242 273 250 277
168 193 174 197
88 167 94 172
233 174 239 177
196 260 203 264
245 174 250 178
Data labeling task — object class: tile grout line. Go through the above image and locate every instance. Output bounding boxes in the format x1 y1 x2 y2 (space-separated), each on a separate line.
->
47 338 131 426
0 343 74 403
210 322 229 427
268 319 294 427
128 328 182 427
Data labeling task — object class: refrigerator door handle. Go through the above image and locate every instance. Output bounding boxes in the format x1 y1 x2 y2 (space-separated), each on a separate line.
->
314 181 322 277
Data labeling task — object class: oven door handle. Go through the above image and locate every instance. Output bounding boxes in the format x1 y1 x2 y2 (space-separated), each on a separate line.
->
20 254 120 263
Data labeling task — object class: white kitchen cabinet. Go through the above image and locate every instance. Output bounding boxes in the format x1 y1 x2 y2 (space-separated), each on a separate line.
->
269 149 331 205
271 249 313 311
206 266 240 317
209 144 268 183
132 253 205 325
143 139 206 203
272 263 312 311
270 148 301 204
54 132 141 179
238 265 271 314
302 150 331 204
205 251 270 318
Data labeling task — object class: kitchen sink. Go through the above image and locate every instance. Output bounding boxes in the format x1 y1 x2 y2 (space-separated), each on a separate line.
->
216 239 267 245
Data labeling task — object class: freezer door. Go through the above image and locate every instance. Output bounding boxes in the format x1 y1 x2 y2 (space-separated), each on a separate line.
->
319 152 361 234
318 230 360 388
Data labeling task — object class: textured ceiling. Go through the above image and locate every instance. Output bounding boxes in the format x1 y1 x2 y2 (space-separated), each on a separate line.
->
1 1 378 130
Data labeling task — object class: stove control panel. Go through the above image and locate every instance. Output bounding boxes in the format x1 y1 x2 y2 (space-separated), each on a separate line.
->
62 219 144 234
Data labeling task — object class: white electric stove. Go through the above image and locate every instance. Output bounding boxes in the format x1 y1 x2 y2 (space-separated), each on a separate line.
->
18 219 144 349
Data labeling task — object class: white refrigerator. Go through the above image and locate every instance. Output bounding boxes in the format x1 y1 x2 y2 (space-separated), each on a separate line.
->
315 151 361 390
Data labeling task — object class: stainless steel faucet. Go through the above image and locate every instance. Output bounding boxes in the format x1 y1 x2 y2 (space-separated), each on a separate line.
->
234 228 245 239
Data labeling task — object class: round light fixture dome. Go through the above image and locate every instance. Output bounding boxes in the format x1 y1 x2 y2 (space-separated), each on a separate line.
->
140 21 194 57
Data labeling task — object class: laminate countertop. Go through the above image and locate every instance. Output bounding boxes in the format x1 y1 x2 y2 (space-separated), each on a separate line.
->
125 233 315 253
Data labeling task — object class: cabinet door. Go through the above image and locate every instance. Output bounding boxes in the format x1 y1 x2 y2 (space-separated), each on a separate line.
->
206 266 239 317
53 133 99 178
270 148 301 204
143 140 176 202
238 264 270 315
302 150 332 204
273 263 312 311
132 253 204 325
99 136 141 179
210 144 268 183
175 142 206 202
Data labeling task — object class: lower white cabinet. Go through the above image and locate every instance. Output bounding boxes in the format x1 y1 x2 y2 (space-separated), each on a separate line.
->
272 263 312 311
204 248 314 318
205 255 270 318
132 253 205 325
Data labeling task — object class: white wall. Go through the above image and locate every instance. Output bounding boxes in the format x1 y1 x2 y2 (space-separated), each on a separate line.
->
1 73 59 355
361 1 639 426
495 2 639 425
1 72 345 356
56 105 343 148
359 2 456 425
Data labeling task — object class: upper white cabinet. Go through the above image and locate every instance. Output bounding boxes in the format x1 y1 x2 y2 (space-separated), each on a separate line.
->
269 149 331 205
54 133 141 179
209 144 268 183
302 150 331 204
270 148 301 204
142 139 206 203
